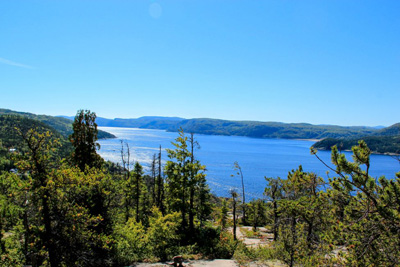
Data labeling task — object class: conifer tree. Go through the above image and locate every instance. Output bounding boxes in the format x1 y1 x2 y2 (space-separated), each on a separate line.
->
165 129 210 233
69 110 102 171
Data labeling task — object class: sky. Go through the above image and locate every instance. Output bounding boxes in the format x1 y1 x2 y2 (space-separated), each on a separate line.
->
0 0 399 126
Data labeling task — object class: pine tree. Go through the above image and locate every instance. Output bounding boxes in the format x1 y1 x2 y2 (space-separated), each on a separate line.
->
69 110 103 171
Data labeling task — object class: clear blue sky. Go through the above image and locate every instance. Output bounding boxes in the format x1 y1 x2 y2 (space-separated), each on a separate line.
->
1 0 399 126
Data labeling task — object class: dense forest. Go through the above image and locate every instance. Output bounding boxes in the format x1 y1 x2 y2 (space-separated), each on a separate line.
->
314 123 400 154
1 110 400 266
0 109 116 140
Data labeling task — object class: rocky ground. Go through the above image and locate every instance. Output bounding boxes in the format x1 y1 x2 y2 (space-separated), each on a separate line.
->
135 259 238 267
135 258 285 267
134 226 286 267
227 226 273 248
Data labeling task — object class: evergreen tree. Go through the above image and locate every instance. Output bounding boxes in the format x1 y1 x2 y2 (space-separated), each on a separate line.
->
313 141 400 266
69 110 103 171
164 129 210 233
17 129 60 267
219 199 229 230
264 177 283 241
248 199 267 231
132 162 144 222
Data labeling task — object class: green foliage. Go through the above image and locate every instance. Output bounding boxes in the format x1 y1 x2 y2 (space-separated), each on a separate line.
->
47 166 114 266
247 199 267 231
113 218 148 264
193 226 238 259
0 108 115 140
213 231 238 259
240 228 258 238
314 135 400 154
69 110 104 171
0 115 72 172
146 208 181 261
0 173 25 264
0 224 25 267
233 244 277 267
171 118 379 140
0 124 114 266
313 123 400 154
264 167 337 267
324 141 400 266
164 129 211 234
3 109 400 266
218 199 230 230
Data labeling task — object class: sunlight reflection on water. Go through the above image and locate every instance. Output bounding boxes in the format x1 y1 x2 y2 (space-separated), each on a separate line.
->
98 127 400 200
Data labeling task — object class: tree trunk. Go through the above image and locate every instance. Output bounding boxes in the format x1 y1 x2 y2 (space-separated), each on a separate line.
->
273 200 279 241
136 174 140 222
189 187 194 232
289 217 297 267
157 146 164 214
42 186 59 267
233 199 237 240
189 134 195 232
181 178 187 230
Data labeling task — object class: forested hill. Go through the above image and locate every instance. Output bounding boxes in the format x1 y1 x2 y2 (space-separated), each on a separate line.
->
170 118 378 139
0 108 116 139
0 115 64 149
0 115 73 161
66 115 381 140
313 123 400 154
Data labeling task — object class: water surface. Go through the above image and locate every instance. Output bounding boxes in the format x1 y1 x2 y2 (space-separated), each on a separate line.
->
98 127 400 199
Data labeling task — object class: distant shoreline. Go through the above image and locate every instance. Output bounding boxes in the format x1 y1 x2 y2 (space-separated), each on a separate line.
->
99 126 321 143
295 138 321 142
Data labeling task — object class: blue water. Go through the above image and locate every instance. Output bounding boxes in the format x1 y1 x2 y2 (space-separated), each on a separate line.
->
98 127 400 199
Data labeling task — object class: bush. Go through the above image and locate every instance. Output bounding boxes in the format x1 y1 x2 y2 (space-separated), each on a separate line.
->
113 218 148 265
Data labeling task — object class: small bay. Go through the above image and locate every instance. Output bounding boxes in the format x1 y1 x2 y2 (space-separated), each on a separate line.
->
98 127 400 199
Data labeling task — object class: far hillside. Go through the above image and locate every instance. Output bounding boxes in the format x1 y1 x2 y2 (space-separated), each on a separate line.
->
171 118 379 140
0 108 116 139
65 115 381 140
0 115 73 171
61 115 184 130
313 123 400 154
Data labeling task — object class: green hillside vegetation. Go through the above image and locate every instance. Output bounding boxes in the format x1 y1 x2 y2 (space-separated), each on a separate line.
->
313 123 400 154
1 110 400 266
313 136 400 154
376 122 400 136
0 109 116 139
171 118 377 139
0 115 73 172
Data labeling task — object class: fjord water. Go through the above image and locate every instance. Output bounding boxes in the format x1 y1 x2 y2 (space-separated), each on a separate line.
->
98 127 400 199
